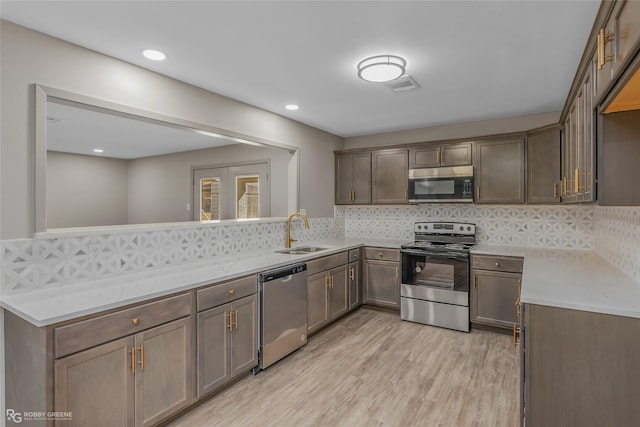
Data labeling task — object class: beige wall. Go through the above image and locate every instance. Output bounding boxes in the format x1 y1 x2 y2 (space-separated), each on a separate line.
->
127 143 291 224
47 152 129 228
343 111 560 150
0 20 343 239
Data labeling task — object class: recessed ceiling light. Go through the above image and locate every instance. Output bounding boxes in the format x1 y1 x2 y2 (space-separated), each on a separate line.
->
285 104 299 111
357 55 406 83
93 148 104 153
142 49 166 61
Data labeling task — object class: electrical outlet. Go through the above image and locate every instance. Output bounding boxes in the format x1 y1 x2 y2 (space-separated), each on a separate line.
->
88 244 102 260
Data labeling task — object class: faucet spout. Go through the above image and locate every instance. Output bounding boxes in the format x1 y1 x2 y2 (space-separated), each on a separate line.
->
286 212 310 248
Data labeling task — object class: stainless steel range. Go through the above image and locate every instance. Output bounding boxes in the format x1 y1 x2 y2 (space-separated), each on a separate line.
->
400 222 476 332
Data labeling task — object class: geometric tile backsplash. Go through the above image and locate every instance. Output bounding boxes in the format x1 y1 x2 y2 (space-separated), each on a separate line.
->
1 218 341 295
2 204 639 294
338 204 595 248
593 206 640 283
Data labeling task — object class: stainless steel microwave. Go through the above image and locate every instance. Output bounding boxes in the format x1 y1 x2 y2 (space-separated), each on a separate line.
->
408 165 474 203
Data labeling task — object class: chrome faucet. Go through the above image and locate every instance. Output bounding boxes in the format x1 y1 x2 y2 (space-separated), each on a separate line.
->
286 212 309 248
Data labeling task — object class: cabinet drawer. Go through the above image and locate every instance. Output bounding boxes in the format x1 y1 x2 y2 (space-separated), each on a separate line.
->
472 255 523 273
307 252 348 276
55 292 191 358
364 247 400 262
197 274 257 312
348 248 360 262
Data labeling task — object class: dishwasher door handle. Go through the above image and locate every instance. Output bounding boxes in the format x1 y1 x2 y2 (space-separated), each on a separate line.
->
280 274 293 283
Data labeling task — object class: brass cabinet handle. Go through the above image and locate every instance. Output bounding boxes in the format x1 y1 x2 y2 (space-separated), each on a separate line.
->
234 309 238 330
130 347 136 374
395 267 399 280
228 311 233 332
229 289 235 295
513 324 521 349
574 168 580 194
597 28 615 70
132 317 140 325
515 297 521 317
495 262 500 268
349 267 355 281
138 345 144 371
331 274 334 289
326 275 331 289
553 182 558 198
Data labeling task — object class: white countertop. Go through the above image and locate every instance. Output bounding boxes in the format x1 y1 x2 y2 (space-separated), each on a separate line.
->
0 238 406 327
520 248 640 319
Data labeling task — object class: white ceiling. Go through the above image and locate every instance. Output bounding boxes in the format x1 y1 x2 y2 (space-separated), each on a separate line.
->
47 101 236 159
2 1 600 138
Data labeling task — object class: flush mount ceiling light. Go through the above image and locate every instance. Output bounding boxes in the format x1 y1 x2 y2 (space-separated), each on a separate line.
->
142 49 166 61
357 55 406 83
93 148 104 153
285 104 299 111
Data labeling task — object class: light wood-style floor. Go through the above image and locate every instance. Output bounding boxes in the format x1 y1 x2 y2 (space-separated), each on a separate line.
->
169 308 519 427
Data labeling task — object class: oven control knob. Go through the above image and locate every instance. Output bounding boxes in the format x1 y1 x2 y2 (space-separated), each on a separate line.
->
467 226 471 231
415 266 422 273
417 225 422 230
459 226 463 231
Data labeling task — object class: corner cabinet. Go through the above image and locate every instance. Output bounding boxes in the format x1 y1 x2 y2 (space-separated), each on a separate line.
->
470 255 523 329
335 152 372 204
196 275 258 398
474 138 526 204
527 127 561 204
372 149 408 204
519 303 640 426
363 247 400 309
409 142 472 168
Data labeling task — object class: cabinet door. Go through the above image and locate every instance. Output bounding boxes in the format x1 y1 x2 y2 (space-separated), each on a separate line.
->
335 154 354 205
527 128 561 204
581 60 596 203
372 149 408 204
197 304 230 397
440 143 472 166
409 145 440 168
364 259 400 309
348 261 361 310
230 294 258 378
475 138 525 204
612 0 640 78
307 272 329 333
54 336 135 427
135 317 193 427
471 270 520 328
328 266 349 321
353 152 372 204
595 17 615 101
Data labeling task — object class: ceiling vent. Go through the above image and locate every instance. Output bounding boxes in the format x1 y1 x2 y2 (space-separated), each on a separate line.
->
385 75 420 92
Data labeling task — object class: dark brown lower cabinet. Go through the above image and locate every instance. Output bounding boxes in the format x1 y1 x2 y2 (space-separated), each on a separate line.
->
520 304 640 426
55 317 193 427
197 294 258 397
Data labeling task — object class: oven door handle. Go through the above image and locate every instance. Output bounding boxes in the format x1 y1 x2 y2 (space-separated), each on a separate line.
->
401 249 469 261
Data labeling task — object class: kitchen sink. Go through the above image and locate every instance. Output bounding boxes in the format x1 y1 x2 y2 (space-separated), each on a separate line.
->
275 246 328 255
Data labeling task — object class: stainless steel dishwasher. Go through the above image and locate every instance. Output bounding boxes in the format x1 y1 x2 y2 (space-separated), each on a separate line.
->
255 263 308 372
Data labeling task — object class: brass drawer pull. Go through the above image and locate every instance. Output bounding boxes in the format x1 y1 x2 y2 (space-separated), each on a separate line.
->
132 317 140 325
130 347 136 374
495 262 500 268
513 324 521 349
229 289 235 295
